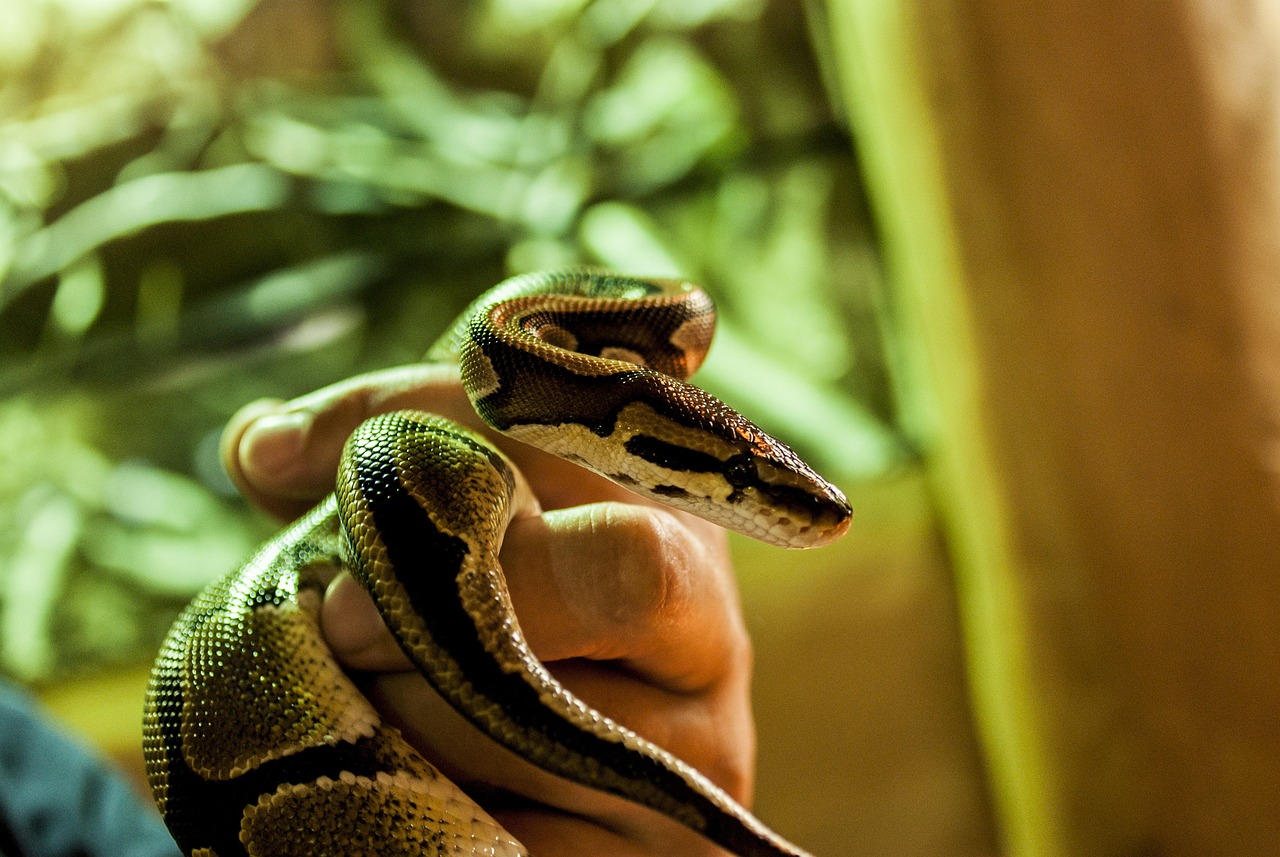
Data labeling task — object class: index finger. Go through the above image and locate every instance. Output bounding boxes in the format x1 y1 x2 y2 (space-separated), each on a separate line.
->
326 501 736 693
220 364 641 520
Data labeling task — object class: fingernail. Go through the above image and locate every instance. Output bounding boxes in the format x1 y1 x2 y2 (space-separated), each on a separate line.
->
239 409 314 487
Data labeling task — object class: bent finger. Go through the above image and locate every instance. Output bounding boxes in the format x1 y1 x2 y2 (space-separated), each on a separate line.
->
363 668 750 854
222 365 469 520
325 502 742 696
503 503 742 696
222 364 645 520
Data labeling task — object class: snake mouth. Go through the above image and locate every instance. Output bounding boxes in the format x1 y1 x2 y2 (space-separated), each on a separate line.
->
753 487 851 548
742 455 851 547
804 503 852 547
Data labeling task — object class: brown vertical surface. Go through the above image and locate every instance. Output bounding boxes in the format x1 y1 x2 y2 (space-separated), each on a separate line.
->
742 473 996 857
832 2 1280 855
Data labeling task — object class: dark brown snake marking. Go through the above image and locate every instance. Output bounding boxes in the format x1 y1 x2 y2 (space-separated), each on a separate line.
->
144 271 851 856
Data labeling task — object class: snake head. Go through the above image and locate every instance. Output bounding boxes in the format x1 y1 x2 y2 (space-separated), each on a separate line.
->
453 270 851 549
607 375 852 549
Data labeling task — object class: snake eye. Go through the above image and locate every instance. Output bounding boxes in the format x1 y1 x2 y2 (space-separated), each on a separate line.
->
723 453 755 488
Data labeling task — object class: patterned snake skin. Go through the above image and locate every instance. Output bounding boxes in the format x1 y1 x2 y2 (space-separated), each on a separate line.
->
144 272 851 856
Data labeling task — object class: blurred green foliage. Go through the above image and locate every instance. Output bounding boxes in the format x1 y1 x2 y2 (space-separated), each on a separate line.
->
0 0 899 681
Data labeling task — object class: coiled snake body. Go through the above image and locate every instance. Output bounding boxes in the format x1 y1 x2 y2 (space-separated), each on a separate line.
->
144 272 851 856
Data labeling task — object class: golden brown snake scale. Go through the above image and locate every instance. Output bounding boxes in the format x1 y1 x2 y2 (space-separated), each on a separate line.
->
143 271 851 856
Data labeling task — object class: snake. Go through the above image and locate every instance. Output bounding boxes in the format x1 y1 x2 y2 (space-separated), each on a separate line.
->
143 271 851 857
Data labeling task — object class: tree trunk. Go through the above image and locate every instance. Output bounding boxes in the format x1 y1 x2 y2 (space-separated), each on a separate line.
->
827 2 1280 855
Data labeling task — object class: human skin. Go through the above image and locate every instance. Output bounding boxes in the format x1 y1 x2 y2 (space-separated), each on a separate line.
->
219 363 756 857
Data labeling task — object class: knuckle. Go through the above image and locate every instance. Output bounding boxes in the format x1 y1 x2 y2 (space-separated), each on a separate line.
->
601 505 697 631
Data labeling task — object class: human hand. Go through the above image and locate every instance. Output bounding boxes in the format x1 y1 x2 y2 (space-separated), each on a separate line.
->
220 364 757 857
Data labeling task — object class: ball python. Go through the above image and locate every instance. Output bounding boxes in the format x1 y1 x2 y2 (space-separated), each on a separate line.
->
143 271 851 857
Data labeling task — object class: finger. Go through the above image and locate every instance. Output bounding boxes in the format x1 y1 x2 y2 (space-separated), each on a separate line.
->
321 571 415 672
320 501 755 804
362 671 738 856
502 504 741 695
324 502 740 694
528 656 757 809
222 365 469 520
222 364 642 520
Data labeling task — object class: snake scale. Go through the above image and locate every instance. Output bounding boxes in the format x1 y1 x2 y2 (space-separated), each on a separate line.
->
143 271 851 857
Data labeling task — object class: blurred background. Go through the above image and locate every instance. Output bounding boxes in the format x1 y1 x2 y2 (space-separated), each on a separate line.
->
27 0 1280 855
3 1 995 855
30 2 1275 857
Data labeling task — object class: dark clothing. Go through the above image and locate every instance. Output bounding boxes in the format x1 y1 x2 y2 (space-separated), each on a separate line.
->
0 681 179 857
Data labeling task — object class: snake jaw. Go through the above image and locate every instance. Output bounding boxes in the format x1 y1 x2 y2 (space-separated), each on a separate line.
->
744 452 852 549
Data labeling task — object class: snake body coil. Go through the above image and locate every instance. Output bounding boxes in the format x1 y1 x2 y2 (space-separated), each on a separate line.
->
144 272 851 857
